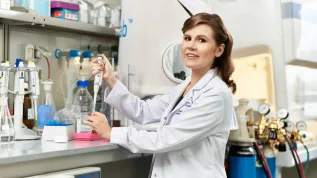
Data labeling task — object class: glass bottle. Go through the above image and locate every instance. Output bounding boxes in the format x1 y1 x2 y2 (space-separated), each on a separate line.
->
0 106 14 142
23 85 34 129
34 80 55 135
73 80 92 132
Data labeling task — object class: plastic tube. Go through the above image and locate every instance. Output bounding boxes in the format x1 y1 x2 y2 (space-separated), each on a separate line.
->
254 142 272 178
285 136 304 178
45 56 50 80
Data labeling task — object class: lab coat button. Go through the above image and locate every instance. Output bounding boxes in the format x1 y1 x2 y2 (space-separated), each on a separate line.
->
154 173 157 177
164 117 167 120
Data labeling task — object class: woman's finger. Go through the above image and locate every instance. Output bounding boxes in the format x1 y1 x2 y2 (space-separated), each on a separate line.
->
83 120 93 126
91 59 99 63
92 70 102 76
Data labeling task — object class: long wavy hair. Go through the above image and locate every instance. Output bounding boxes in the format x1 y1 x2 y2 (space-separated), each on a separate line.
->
182 13 236 94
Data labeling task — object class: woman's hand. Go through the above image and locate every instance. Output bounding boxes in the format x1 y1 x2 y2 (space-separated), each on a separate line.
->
83 112 112 140
91 54 117 88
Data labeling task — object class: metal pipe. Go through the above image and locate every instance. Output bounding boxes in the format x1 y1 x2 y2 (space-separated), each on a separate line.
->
2 24 10 62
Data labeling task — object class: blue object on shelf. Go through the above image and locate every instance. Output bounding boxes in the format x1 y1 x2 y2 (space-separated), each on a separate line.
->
14 0 50 17
51 8 79 21
34 0 50 16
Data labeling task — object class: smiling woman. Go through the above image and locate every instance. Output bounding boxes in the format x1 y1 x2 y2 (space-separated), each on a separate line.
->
181 13 236 94
89 12 238 178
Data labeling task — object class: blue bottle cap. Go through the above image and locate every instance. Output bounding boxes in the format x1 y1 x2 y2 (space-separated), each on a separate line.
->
303 134 307 139
15 59 23 67
78 80 89 87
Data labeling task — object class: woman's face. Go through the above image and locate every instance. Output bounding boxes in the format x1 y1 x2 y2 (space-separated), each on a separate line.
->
181 24 224 71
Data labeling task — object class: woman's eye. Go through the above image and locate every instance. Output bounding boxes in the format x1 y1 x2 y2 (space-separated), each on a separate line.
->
184 37 191 41
198 39 206 43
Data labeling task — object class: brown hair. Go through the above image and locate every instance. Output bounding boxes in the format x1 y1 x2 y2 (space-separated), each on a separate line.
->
182 13 236 94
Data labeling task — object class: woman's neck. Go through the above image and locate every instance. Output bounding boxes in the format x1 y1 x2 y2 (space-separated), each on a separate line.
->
190 67 211 86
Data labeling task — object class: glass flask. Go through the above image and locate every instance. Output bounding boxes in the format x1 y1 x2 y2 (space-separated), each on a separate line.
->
0 106 15 142
34 80 56 135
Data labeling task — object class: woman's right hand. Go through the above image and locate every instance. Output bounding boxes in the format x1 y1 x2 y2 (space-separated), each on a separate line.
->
91 54 117 88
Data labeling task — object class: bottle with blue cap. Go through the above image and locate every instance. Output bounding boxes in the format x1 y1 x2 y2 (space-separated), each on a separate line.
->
74 80 93 132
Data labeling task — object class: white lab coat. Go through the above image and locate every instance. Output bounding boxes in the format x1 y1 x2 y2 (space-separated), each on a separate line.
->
105 69 238 178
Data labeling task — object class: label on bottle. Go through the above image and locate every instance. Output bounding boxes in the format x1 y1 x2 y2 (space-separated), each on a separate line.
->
28 108 34 120
80 101 89 113
80 113 92 132
81 125 92 132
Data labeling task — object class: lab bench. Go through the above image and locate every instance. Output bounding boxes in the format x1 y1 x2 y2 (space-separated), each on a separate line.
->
0 140 144 178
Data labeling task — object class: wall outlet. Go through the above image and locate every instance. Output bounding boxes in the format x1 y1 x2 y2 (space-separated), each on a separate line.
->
25 44 35 61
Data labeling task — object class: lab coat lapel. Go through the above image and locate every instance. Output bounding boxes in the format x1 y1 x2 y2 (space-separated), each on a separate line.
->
166 69 217 123
164 80 190 117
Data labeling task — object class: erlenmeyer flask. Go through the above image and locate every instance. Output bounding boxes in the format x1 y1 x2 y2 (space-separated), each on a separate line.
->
0 106 15 142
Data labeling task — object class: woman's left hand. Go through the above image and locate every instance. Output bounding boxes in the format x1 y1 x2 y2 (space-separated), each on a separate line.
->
83 112 111 140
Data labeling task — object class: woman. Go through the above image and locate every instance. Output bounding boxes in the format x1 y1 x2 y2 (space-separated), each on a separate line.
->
85 13 238 178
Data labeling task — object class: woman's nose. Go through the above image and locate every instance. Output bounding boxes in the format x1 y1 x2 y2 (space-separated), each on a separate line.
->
187 41 197 50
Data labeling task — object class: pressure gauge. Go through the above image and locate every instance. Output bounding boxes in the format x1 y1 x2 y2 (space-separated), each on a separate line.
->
277 108 289 120
285 121 295 132
279 120 285 128
258 104 270 115
296 121 307 131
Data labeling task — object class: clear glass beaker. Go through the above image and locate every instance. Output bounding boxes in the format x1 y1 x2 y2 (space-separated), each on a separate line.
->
0 106 15 142
34 80 55 135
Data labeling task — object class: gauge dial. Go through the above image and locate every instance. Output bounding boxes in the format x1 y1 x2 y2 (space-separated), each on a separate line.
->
277 108 289 120
258 104 270 115
285 121 295 132
279 120 285 128
296 121 307 131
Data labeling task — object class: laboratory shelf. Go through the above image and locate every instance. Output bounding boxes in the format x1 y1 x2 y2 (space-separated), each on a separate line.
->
41 16 118 37
0 9 38 24
0 9 119 37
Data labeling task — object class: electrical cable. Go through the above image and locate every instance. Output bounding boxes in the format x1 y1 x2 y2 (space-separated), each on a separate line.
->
302 143 310 173
293 144 306 178
285 135 304 178
44 56 50 80
254 142 272 178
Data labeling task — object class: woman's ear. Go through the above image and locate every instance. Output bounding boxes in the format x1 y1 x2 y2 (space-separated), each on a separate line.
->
215 44 225 57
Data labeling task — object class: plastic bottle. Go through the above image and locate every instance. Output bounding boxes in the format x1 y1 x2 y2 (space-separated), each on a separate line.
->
74 80 92 132
35 80 55 135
